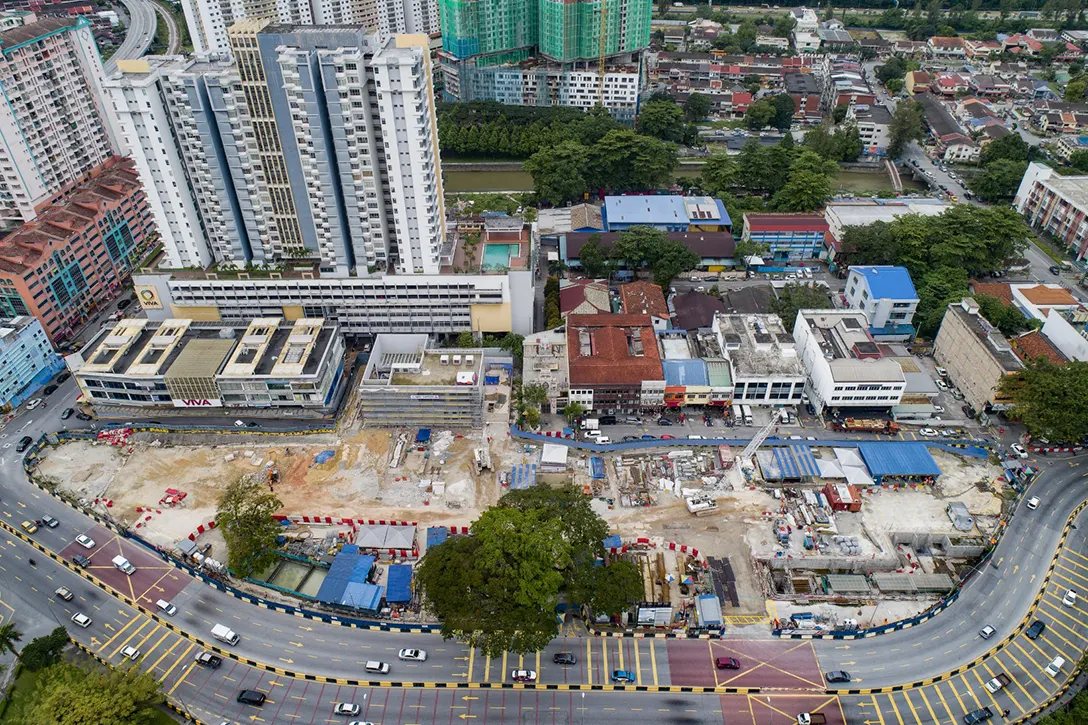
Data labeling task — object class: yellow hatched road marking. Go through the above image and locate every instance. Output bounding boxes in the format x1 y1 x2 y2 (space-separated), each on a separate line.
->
110 619 152 659
901 689 924 725
993 649 1041 704
586 639 592 686
885 692 907 725
634 637 641 686
650 640 659 686
139 629 172 663
946 679 971 715
870 694 886 725
917 687 942 724
159 642 196 684
980 660 1022 713
148 637 184 672
930 682 958 720
96 615 140 653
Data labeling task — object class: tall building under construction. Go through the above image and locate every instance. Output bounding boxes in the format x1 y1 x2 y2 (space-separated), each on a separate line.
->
437 0 651 119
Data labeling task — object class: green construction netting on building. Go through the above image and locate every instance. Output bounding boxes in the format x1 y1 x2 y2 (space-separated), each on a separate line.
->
440 0 540 59
539 0 652 62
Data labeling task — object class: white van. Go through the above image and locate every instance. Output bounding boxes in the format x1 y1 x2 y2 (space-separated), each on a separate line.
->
111 555 136 575
156 599 177 616
365 661 390 674
594 435 611 445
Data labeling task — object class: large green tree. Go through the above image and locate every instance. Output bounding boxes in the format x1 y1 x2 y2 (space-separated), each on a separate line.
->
973 294 1037 337
18 627 65 673
1035 688 1088 725
772 283 832 329
916 266 970 337
744 98 777 130
684 93 712 122
1000 360 1088 442
418 486 641 655
979 133 1030 166
637 99 686 142
20 660 164 725
769 94 797 131
524 140 589 205
589 130 677 191
887 100 924 159
0 622 22 660
773 151 838 212
969 159 1028 202
699 153 737 197
216 475 284 578
875 56 908 85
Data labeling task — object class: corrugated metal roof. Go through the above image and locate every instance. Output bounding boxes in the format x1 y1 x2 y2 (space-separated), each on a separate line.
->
605 195 688 226
663 359 709 386
857 442 941 477
826 574 870 593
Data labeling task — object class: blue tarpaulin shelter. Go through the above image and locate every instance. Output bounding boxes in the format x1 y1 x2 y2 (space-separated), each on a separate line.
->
340 581 383 611
509 463 537 489
313 449 336 465
856 442 941 482
590 457 606 479
416 429 431 443
385 564 413 603
315 547 376 607
426 527 448 549
603 534 622 549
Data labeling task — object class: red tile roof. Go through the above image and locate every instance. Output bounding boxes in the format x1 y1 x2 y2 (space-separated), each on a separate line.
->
1012 330 1066 365
567 314 663 386
744 213 829 232
559 280 610 315
620 281 668 318
970 281 1013 306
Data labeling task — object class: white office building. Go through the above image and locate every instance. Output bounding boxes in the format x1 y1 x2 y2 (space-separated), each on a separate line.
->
711 314 805 406
0 16 119 230
794 310 906 413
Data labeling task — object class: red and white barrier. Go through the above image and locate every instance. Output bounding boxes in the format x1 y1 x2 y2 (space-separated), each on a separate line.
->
187 521 217 541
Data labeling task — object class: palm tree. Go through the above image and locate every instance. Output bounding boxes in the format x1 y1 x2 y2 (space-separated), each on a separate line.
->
0 622 24 659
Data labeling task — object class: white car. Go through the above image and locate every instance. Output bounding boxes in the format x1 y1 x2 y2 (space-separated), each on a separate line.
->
120 646 140 660
511 669 537 682
26 398 43 410
933 405 945 413
934 379 948 390
333 703 361 716
398 648 427 662
919 428 940 437
1010 444 1029 459
1027 496 1040 510
347 722 378 725
75 534 95 549
1062 589 1077 607
71 613 92 628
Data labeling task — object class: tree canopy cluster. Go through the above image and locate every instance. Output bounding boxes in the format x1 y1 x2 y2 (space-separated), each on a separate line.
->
972 294 1038 337
999 359 1088 443
524 129 677 205
416 485 643 656
744 94 797 132
578 227 701 289
1036 687 1088 725
637 97 700 144
887 100 925 160
20 660 164 725
699 138 840 214
438 102 622 160
838 206 1029 336
803 121 863 163
216 475 284 579
772 283 834 330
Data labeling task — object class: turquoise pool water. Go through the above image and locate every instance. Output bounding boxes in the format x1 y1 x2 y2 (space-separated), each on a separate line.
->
483 243 518 269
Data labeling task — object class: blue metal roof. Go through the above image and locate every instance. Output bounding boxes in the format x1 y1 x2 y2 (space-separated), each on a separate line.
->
385 564 413 603
603 534 623 549
853 266 918 301
662 359 709 386
856 442 941 477
426 527 448 549
771 445 820 479
604 195 688 226
713 198 732 229
315 551 376 606
590 457 606 479
340 581 383 610
509 463 537 489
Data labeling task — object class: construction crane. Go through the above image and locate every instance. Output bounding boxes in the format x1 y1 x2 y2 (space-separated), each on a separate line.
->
736 414 780 473
598 0 609 105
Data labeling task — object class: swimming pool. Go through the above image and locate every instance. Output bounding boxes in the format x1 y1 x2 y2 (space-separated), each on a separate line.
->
482 243 518 269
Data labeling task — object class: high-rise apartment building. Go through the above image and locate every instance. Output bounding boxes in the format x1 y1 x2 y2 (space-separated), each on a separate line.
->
0 16 119 230
438 0 651 116
181 0 433 54
108 28 444 276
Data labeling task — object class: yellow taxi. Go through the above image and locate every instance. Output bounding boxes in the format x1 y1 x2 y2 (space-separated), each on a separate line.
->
21 520 38 534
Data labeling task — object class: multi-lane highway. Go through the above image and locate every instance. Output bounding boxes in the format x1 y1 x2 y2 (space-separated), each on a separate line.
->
0 390 1085 722
105 0 157 75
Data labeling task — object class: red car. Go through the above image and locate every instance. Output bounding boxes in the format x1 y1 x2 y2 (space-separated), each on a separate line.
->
661 434 675 440
715 657 741 670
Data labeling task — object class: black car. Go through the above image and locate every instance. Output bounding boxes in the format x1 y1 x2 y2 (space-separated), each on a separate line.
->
56 372 70 383
553 652 577 665
76 412 93 421
657 418 674 426
1026 620 1046 639
237 690 266 706
16 436 33 452
43 384 57 396
1049 265 1061 275
963 707 994 724
621 435 638 442
60 408 74 420
117 299 132 310
195 652 222 669
72 554 92 568
825 671 852 683
41 515 58 528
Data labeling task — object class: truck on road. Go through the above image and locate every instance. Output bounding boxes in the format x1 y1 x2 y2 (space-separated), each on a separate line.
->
983 673 1011 693
211 624 239 646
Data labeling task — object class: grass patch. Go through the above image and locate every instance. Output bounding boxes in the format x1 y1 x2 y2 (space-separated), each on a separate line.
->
700 119 745 130
1031 233 1071 265
0 667 41 724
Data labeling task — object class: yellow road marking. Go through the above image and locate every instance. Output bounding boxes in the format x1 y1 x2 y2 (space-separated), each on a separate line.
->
148 637 184 672
870 694 886 725
901 688 924 725
586 639 592 686
931 682 958 720
917 687 941 725
602 637 608 679
634 638 641 686
980 660 1022 713
159 642 196 683
885 693 907 725
96 615 140 653
139 629 171 663
501 651 507 682
467 648 474 682
650 640 659 686
167 661 197 696
617 639 624 669
947 679 970 715
993 649 1040 705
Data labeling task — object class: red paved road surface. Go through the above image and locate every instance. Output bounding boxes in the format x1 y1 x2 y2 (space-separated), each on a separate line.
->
60 525 187 608
667 639 825 689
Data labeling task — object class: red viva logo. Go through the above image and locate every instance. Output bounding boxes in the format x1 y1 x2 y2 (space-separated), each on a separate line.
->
182 399 213 406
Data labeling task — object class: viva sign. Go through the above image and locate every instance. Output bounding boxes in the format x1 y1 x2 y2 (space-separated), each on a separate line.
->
172 398 223 408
